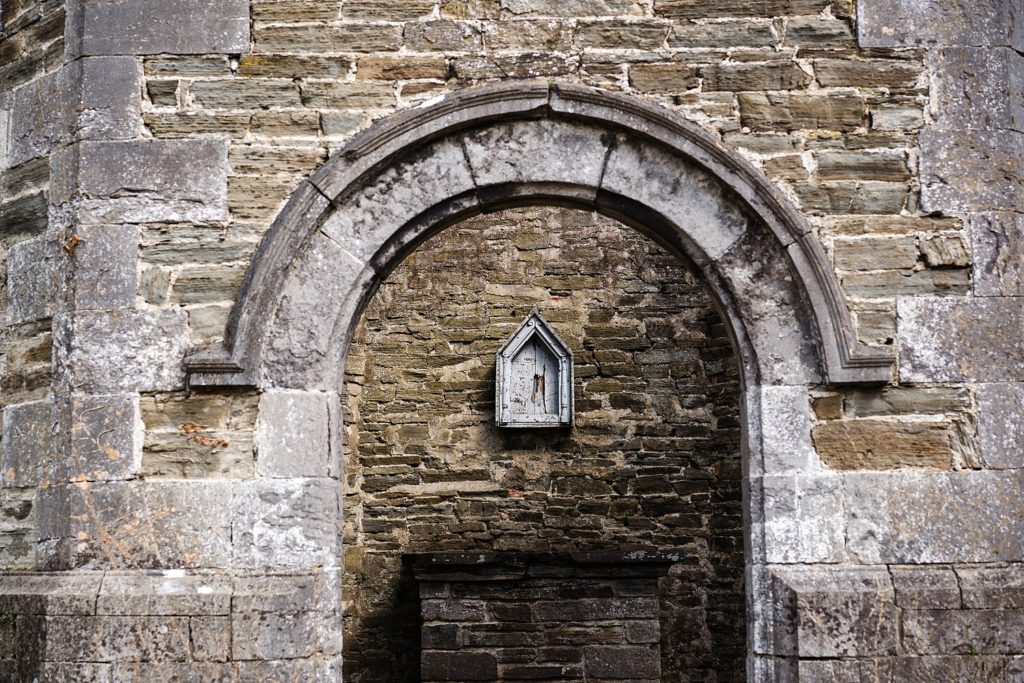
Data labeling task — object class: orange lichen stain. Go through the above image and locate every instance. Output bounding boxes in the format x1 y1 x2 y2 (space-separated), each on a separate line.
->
179 423 229 450
62 235 80 255
103 446 120 461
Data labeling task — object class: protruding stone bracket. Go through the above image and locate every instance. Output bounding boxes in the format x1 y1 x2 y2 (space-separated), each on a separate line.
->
185 81 894 389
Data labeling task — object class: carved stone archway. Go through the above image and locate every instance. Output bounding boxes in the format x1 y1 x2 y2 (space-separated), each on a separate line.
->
185 81 895 679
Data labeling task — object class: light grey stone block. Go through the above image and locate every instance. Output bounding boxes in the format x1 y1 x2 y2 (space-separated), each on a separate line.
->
956 566 1024 608
771 566 898 657
232 478 341 569
69 394 141 482
256 390 339 478
755 385 818 475
976 383 1024 469
930 47 1024 132
972 212 1024 296
1 401 58 489
56 309 189 393
71 225 138 312
72 140 229 224
96 573 231 616
761 474 845 564
903 608 1024 654
845 470 1024 563
8 58 142 168
891 655 1009 683
0 573 102 615
45 614 191 662
891 567 962 609
919 128 1024 214
858 0 1014 47
73 0 250 56
898 297 1024 383
6 234 62 325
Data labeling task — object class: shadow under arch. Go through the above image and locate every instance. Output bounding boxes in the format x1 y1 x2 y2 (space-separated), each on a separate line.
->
182 81 897 679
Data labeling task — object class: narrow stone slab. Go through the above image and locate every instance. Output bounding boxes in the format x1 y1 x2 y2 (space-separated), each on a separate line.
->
845 470 1024 563
97 573 231 616
898 297 1024 383
74 0 250 56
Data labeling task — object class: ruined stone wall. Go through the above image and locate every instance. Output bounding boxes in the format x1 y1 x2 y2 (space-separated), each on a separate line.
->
342 206 743 681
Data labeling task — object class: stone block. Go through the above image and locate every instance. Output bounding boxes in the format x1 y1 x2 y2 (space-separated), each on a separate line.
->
583 645 660 678
972 212 1024 296
256 390 341 478
956 566 1024 609
1 401 57 488
232 608 340 660
0 191 48 244
56 309 189 393
667 18 776 47
897 297 1024 383
73 0 250 56
771 566 898 657
812 419 954 470
0 574 102 615
40 481 232 569
753 385 817 474
919 128 1024 214
109 662 232 682
190 616 230 662
891 567 962 609
857 0 1014 47
8 57 142 167
96 573 231 616
45 614 190 662
655 0 827 19
845 470 1024 563
71 140 229 224
760 474 845 563
930 47 1024 132
891 655 1008 683
814 59 922 90
903 609 1024 654
796 658 893 682
233 659 342 683
976 383 1024 469
701 61 812 91
69 394 141 482
738 92 866 132
421 651 498 681
231 478 341 569
70 225 138 311
6 234 61 325
28 663 113 682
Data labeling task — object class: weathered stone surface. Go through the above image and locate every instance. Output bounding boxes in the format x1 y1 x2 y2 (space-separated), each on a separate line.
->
753 385 816 474
845 470 1024 563
956 566 1024 609
1 401 57 488
815 151 909 182
832 236 918 271
404 20 483 51
841 386 971 417
6 234 61 325
45 614 191 662
930 47 1024 131
771 566 898 657
784 16 853 45
667 19 776 47
232 478 341 569
422 651 498 681
701 61 812 91
39 481 232 569
73 0 250 56
69 394 141 482
578 20 670 49
655 0 827 19
903 609 1024 654
190 615 230 662
897 297 1024 383
627 62 699 93
232 572 342 659
858 0 1016 47
601 135 748 261
256 391 340 478
501 0 642 16
583 645 659 678
96 573 231 616
56 309 189 392
891 567 962 610
68 140 229 224
760 474 845 563
738 92 865 131
8 57 142 167
814 59 923 90
919 128 1024 213
976 383 1024 469
812 419 954 470
891 655 1009 682
919 235 970 268
0 574 102 615
71 225 138 312
972 212 1024 296
253 23 404 52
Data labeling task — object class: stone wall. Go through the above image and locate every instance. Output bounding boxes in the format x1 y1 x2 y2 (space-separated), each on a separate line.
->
342 206 744 681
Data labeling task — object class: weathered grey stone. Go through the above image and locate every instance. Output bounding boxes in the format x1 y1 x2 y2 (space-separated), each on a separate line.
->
320 137 475 263
1 401 57 488
69 394 141 482
8 57 142 167
601 134 748 261
110 662 232 681
233 571 340 614
6 234 62 325
27 662 114 682
96 573 231 616
56 309 189 392
232 478 341 569
891 655 1009 683
583 645 660 678
845 470 1024 563
256 390 340 478
232 572 342 659
956 566 1024 609
761 474 845 563
753 385 817 474
771 566 898 657
972 212 1024 296
39 481 232 569
930 47 1024 132
0 574 102 616
45 614 191 662
857 0 1015 47
891 567 962 610
919 128 1024 213
898 297 1024 383
71 225 138 311
796 658 893 682
190 615 230 662
72 0 250 56
70 140 229 224
903 609 1024 654
976 383 1024 469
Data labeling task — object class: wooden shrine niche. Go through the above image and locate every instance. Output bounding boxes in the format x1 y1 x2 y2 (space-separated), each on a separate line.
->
496 310 574 428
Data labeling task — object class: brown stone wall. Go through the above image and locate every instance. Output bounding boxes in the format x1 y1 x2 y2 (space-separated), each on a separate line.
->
342 206 744 681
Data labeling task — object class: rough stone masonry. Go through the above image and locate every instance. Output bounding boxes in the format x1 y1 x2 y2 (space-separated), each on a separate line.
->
0 0 1022 680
